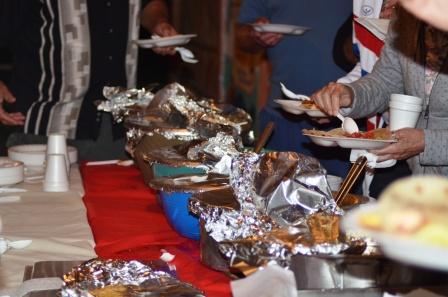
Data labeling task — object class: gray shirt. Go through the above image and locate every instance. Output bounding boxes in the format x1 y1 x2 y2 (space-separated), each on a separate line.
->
344 9 448 175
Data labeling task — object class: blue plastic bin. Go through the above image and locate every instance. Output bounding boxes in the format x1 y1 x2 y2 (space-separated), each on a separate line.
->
159 190 200 240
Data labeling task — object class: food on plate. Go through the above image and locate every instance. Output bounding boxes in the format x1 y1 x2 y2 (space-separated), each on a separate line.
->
300 100 319 110
359 176 448 247
302 128 346 137
303 127 392 140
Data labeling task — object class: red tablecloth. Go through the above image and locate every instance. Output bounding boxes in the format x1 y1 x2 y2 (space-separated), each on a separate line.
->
81 164 231 297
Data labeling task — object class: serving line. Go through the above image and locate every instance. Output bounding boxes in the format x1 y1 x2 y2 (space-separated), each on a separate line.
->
0 165 96 294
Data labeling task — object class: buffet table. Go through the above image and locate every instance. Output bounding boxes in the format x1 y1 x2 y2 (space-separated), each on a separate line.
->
0 167 96 291
80 163 231 296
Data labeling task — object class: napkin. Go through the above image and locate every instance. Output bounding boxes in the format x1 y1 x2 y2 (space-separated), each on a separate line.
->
0 238 32 255
350 149 396 168
231 264 298 297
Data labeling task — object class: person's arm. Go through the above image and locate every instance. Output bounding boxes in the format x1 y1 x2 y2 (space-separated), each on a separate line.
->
141 0 177 55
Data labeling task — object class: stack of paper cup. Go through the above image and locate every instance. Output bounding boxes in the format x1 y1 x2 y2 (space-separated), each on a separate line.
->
46 133 70 174
389 94 423 131
43 154 69 192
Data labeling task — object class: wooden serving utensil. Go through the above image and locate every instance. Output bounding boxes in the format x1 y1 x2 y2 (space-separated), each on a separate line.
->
335 155 368 206
254 121 275 154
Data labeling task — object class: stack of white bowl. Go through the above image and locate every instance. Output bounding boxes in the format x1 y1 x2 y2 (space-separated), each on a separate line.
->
389 94 424 130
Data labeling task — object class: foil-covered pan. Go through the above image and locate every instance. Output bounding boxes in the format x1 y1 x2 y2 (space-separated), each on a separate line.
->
143 141 205 168
148 173 229 193
60 258 204 297
290 253 448 290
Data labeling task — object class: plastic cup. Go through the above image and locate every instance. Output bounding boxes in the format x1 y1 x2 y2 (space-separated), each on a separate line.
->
43 154 69 192
46 133 70 173
389 101 423 131
390 94 424 106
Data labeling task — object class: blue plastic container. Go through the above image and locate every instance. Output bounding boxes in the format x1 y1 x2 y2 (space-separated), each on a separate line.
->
149 174 229 241
159 190 200 240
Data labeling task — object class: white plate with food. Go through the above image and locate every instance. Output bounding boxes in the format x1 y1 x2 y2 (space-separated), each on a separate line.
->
274 99 305 115
343 176 448 271
343 204 448 272
252 24 310 35
303 128 396 150
275 99 327 117
135 34 197 48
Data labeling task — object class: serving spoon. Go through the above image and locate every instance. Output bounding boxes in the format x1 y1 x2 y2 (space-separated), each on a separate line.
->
280 83 310 101
336 113 359 134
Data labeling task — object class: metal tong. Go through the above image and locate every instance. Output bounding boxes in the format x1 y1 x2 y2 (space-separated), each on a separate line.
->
335 155 367 206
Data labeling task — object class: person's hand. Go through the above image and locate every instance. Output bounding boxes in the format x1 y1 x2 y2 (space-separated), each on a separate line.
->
400 0 448 31
152 21 178 55
251 18 283 48
370 128 425 161
310 82 354 116
0 81 25 126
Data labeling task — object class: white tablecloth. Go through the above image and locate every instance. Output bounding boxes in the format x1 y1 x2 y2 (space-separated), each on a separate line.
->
0 166 96 291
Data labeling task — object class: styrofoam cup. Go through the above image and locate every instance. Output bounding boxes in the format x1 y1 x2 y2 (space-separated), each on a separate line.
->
46 133 70 173
43 154 69 192
389 101 422 131
390 94 423 106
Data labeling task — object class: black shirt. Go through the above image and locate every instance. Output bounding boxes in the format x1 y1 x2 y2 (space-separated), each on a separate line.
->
1 0 141 140
78 0 129 140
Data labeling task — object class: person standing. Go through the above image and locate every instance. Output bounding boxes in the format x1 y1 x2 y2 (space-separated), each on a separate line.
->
236 0 353 177
0 0 177 160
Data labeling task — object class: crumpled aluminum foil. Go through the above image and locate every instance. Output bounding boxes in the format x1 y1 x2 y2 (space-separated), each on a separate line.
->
193 151 362 271
187 132 242 162
98 87 154 122
146 83 253 142
61 259 204 297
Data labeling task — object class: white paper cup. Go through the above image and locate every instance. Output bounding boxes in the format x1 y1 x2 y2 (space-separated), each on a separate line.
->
46 133 70 173
43 154 69 192
389 101 423 131
390 94 423 106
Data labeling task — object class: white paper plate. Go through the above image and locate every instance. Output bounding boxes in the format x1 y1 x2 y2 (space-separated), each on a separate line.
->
343 204 448 272
303 132 396 150
135 34 197 48
275 99 328 117
0 157 24 186
252 24 310 35
8 144 78 167
274 99 304 115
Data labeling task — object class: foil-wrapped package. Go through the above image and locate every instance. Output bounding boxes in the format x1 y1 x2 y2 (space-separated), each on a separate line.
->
187 132 242 163
146 83 253 143
98 87 154 122
61 258 204 297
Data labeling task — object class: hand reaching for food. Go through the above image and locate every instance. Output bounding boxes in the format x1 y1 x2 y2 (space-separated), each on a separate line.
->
311 82 354 116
